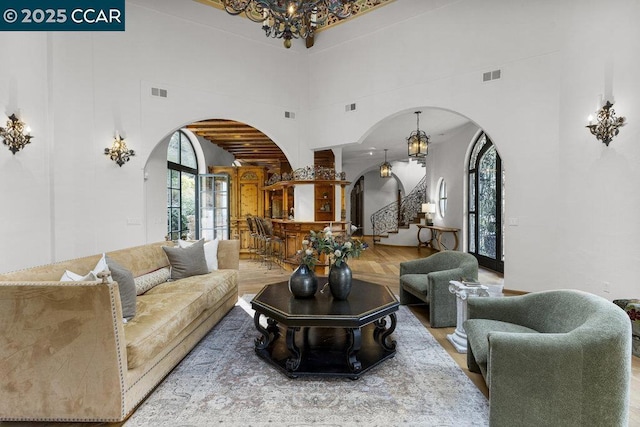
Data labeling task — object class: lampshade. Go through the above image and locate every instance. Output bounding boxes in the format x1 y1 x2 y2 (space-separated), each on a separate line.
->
422 203 436 213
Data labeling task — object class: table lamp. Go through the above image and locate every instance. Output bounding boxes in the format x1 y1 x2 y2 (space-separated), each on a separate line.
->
422 203 436 225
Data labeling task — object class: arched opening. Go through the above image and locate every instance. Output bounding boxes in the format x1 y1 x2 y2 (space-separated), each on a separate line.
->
343 108 474 247
144 118 290 244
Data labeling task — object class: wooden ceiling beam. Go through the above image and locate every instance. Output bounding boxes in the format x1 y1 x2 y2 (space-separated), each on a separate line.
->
186 119 290 172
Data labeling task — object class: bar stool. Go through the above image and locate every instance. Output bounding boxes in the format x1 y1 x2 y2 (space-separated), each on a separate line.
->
254 217 269 266
263 218 284 271
246 215 259 260
256 217 283 271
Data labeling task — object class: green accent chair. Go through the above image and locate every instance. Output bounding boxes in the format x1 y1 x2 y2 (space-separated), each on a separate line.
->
399 251 478 327
465 289 631 427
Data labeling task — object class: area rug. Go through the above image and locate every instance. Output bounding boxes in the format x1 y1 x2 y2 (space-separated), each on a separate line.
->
125 297 489 426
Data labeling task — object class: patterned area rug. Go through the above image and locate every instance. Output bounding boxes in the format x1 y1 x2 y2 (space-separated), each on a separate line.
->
125 298 489 426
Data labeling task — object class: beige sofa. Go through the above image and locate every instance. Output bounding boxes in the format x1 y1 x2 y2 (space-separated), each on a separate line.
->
0 240 240 422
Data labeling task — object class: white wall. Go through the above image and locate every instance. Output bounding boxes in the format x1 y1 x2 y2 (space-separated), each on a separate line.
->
425 123 480 251
0 0 308 271
305 0 639 299
0 33 51 273
1 0 639 302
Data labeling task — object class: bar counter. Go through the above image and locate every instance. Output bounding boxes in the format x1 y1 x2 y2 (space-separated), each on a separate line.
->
270 219 349 266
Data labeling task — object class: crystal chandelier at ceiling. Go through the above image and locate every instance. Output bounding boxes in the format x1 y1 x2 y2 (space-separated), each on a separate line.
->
222 0 356 48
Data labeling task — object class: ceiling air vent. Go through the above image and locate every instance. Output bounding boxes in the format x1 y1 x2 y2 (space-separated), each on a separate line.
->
345 103 356 112
151 87 168 98
284 111 295 119
483 69 502 82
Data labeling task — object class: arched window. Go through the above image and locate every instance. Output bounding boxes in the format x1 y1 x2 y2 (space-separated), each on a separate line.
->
437 177 447 218
468 132 504 272
167 131 198 240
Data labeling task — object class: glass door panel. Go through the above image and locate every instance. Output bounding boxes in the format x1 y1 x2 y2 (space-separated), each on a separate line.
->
478 146 497 258
199 173 230 240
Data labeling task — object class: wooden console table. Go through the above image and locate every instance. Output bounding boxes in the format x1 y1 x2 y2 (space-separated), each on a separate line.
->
417 225 460 251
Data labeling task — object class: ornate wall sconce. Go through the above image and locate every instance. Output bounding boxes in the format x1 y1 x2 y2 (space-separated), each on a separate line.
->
104 132 135 167
586 100 626 146
0 113 33 154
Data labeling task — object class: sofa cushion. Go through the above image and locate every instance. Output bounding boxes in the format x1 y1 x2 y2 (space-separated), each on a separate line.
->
178 238 220 271
134 267 170 296
146 270 238 307
106 255 136 320
464 318 538 377
123 292 208 369
399 274 431 301
162 240 209 280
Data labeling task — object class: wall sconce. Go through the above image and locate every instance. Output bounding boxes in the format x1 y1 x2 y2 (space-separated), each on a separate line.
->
421 202 436 226
0 113 33 154
586 100 626 146
104 132 135 167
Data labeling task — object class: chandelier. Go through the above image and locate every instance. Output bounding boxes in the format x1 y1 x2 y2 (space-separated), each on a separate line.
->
105 133 135 167
586 100 626 146
379 149 391 178
407 111 429 158
0 113 33 155
222 0 356 48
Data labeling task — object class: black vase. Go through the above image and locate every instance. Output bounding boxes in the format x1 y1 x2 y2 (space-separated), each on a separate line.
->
288 264 318 298
328 262 352 300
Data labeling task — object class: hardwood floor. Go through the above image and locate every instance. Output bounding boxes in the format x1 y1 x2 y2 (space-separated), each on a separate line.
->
239 237 640 423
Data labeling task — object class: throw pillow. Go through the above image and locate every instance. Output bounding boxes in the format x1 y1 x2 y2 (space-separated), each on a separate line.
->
134 267 171 296
105 255 137 321
163 239 209 280
60 270 98 281
178 238 219 271
59 253 112 282
92 253 111 280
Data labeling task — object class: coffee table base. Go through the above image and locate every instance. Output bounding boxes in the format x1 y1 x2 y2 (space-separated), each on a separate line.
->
254 314 397 380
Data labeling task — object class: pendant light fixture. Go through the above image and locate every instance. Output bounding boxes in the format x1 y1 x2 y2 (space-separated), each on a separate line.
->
407 111 429 158
380 149 391 178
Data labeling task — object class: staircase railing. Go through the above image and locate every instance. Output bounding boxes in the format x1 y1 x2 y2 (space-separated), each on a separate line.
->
370 175 427 242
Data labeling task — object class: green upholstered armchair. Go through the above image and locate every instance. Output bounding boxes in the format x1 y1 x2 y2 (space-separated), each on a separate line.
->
464 290 631 427
399 251 478 327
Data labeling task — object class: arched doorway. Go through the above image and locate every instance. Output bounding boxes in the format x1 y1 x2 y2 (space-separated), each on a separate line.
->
468 132 504 273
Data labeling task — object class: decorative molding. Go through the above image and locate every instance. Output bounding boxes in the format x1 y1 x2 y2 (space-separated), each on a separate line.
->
196 0 395 32
241 171 258 180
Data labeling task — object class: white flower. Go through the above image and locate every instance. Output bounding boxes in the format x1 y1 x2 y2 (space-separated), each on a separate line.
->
344 241 352 249
334 249 342 258
325 230 333 237
302 239 309 246
305 249 313 256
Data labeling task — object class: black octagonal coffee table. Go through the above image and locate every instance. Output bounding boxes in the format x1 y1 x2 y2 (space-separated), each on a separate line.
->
251 279 399 379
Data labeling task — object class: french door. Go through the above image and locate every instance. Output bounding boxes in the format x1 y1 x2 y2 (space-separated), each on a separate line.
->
198 173 230 240
468 133 504 273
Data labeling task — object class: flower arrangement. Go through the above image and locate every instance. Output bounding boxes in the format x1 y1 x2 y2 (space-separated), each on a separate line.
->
309 227 367 266
295 239 319 269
